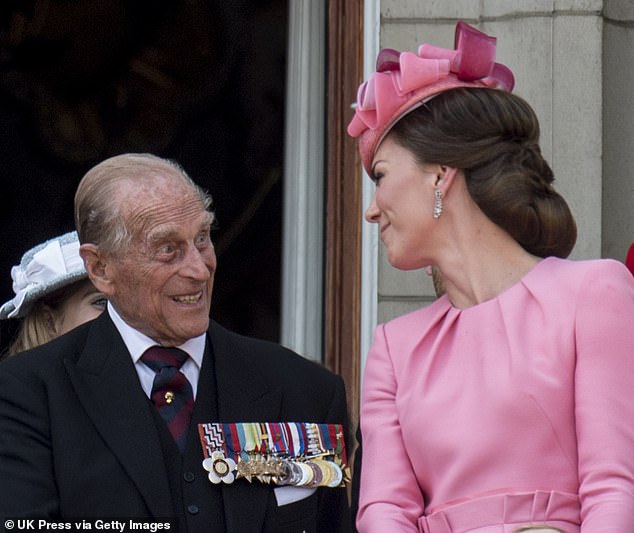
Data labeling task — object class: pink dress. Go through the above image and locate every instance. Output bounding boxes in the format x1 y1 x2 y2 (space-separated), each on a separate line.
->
357 257 634 532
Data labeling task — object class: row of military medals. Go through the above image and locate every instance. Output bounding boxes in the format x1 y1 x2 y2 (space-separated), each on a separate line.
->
198 422 350 488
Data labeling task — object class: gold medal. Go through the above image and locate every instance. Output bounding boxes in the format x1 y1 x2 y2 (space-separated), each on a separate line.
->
326 460 343 487
213 457 230 476
311 459 332 487
305 460 324 487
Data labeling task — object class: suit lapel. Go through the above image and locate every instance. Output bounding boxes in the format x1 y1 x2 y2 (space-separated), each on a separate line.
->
208 321 282 533
210 319 282 423
64 313 173 517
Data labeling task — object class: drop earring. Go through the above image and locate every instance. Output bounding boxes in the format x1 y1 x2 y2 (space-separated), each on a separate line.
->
433 187 443 219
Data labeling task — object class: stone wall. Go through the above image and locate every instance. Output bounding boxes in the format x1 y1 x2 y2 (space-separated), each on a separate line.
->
603 1 634 260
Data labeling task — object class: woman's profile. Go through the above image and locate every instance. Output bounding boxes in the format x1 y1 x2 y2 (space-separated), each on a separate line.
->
349 21 634 533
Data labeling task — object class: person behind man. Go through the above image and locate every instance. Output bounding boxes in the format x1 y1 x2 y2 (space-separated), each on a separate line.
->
0 231 106 356
0 153 351 532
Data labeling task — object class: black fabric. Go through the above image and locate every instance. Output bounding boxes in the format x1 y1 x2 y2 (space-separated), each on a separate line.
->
0 313 353 532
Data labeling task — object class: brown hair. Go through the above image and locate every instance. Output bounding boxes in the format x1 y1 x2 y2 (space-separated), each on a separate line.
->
74 153 214 255
389 88 577 258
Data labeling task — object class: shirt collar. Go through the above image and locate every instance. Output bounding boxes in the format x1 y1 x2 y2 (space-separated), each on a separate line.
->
107 302 205 369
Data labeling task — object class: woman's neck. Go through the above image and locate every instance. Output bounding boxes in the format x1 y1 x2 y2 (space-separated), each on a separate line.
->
436 221 540 309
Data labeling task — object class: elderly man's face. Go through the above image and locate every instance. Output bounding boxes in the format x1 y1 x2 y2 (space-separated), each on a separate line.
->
106 176 216 346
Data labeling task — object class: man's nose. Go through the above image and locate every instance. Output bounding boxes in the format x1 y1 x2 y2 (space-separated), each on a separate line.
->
181 245 213 279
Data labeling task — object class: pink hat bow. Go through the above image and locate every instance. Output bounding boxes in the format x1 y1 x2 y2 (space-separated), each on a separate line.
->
347 21 515 173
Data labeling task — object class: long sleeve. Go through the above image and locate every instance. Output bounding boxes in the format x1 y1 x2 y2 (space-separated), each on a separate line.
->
356 325 423 532
0 363 59 518
574 260 634 531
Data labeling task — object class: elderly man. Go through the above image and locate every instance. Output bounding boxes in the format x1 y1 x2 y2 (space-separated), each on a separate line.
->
0 154 351 532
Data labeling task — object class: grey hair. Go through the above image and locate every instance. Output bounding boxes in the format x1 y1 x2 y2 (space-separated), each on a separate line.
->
74 153 213 256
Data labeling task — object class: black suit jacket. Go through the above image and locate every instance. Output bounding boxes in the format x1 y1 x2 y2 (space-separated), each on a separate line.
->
0 313 351 532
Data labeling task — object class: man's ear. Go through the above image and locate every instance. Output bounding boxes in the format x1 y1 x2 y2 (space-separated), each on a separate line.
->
80 243 115 296
435 166 460 196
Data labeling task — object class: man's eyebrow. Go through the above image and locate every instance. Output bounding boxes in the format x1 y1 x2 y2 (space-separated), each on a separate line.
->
146 225 178 244
202 211 214 226
146 216 213 244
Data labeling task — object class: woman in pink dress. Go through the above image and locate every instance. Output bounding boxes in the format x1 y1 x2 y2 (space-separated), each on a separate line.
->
347 22 634 532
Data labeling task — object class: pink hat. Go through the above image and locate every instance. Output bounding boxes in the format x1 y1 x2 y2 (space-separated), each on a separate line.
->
625 243 634 277
347 21 515 174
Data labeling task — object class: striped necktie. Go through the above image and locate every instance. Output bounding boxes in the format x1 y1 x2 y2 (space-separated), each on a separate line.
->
141 346 194 452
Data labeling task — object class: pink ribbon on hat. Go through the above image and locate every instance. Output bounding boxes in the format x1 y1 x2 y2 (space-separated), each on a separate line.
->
347 21 515 140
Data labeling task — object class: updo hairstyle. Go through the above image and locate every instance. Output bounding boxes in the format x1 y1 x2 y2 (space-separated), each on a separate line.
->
389 87 577 258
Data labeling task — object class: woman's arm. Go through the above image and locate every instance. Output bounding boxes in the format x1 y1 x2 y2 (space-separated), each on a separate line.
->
357 325 424 533
574 260 634 530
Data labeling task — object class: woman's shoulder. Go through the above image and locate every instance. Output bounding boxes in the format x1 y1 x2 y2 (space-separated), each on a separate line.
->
523 256 634 308
531 256 632 286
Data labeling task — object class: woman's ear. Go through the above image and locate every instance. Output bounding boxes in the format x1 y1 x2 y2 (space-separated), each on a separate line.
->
80 244 114 296
435 166 459 196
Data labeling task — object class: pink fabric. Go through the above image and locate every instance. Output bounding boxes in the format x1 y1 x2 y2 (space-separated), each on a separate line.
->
418 490 579 533
357 257 634 532
346 21 514 175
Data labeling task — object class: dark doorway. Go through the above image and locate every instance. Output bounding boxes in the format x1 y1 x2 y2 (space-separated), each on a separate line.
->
0 0 287 353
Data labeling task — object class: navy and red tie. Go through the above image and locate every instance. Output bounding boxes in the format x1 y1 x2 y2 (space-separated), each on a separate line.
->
141 346 194 452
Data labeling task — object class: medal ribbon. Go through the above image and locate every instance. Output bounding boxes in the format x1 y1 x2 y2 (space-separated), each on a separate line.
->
319 424 333 452
198 422 348 466
282 422 293 456
297 423 308 456
289 423 302 456
330 423 347 466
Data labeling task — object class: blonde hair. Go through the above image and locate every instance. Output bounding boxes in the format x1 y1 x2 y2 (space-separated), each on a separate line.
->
5 278 92 356
6 301 56 355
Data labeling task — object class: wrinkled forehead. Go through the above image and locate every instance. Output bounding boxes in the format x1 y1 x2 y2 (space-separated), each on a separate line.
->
120 169 188 196
118 174 212 237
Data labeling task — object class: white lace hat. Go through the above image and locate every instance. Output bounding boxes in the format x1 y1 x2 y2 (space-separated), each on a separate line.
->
0 231 87 319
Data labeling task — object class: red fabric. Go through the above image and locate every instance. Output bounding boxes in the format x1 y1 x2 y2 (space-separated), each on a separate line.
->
625 243 634 276
142 346 194 452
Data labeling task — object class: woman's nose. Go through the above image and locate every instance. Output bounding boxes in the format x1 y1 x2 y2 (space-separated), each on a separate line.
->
365 196 380 223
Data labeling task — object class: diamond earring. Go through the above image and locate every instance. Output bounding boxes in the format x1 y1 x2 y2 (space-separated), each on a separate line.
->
433 188 443 219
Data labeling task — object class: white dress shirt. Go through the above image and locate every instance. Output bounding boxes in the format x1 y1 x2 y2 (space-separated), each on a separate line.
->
107 303 205 398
